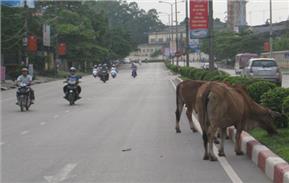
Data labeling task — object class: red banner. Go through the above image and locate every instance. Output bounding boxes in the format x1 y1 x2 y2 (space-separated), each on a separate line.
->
190 0 208 30
28 35 37 52
264 41 270 52
58 43 67 56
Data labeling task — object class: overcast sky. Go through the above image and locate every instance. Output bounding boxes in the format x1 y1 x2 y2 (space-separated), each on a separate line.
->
126 0 289 26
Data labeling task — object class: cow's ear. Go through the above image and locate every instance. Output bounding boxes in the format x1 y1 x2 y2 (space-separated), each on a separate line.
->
270 111 282 119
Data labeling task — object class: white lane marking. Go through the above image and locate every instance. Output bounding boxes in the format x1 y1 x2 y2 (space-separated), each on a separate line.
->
170 78 244 183
21 131 29 135
54 115 59 119
44 163 77 183
65 110 70 113
0 142 5 146
40 122 47 126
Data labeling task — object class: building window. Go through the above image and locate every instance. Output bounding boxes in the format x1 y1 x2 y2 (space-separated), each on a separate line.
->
150 39 155 43
159 38 163 43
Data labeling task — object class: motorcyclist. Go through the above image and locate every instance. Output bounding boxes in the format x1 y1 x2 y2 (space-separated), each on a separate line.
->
16 67 35 104
92 65 98 77
111 64 118 73
100 63 109 80
63 67 81 99
131 62 137 77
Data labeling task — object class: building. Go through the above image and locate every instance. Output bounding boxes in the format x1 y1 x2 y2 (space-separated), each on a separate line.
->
227 0 247 32
129 25 187 60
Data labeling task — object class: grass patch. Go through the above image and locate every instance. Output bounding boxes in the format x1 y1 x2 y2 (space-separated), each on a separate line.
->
180 76 190 81
250 128 289 163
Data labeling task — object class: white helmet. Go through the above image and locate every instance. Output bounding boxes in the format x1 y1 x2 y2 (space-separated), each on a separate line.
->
70 67 76 72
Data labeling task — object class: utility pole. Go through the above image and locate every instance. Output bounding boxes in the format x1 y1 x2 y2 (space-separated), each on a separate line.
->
158 1 174 64
208 0 214 70
269 0 273 57
24 0 29 66
185 0 189 67
175 0 179 67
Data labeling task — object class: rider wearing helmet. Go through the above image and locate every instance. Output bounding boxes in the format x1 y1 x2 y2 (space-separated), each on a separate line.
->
63 67 81 99
16 67 35 104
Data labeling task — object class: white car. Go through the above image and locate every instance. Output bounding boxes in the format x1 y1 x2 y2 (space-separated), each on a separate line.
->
201 63 218 70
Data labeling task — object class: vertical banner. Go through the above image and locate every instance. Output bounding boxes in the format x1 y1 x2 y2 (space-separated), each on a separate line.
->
28 35 37 52
58 43 67 56
43 24 51 47
190 0 209 39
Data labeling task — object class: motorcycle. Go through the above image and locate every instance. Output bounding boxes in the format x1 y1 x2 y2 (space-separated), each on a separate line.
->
64 79 80 105
132 70 137 78
99 70 109 83
111 69 117 79
17 83 32 112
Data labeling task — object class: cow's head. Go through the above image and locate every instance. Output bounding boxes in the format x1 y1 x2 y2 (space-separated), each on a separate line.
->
257 109 279 135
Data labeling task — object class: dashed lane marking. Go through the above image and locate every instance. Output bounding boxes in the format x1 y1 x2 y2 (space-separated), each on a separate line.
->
40 122 47 126
44 163 77 183
170 78 244 183
21 131 29 135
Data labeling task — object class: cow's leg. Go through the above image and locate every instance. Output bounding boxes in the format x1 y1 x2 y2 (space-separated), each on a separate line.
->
202 132 209 160
235 129 244 155
175 99 184 133
218 128 226 157
208 126 218 161
186 106 198 133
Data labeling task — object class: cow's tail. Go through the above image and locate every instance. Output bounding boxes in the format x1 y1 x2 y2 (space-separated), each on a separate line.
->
175 83 182 122
200 82 212 134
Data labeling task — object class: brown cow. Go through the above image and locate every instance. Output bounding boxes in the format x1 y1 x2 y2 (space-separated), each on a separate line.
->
196 82 279 161
175 80 205 133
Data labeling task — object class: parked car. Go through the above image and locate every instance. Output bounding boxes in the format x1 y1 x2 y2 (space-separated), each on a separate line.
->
234 53 258 74
201 62 218 70
242 58 282 85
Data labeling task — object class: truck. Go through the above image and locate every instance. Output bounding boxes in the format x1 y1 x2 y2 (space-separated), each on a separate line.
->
234 53 258 74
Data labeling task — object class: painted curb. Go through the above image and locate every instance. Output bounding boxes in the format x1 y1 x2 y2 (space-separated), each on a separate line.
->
227 127 289 183
174 76 289 183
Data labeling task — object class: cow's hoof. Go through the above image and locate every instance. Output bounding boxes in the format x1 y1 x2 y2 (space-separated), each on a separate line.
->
209 156 218 161
235 151 244 156
191 128 198 133
203 154 209 160
214 139 220 144
176 128 181 133
218 152 226 157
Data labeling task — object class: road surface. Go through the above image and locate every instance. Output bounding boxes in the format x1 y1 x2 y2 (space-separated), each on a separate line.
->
2 63 271 183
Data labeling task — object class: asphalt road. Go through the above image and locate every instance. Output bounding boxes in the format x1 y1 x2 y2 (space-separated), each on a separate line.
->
1 63 271 183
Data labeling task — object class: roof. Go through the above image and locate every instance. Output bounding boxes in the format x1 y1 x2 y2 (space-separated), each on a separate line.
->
250 58 275 61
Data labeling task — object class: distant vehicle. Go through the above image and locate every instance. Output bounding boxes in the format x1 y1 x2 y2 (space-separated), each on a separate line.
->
235 53 258 74
242 58 282 86
201 62 218 70
123 58 130 64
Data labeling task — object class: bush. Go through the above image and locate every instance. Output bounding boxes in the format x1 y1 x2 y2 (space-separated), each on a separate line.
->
203 70 229 81
247 81 277 103
283 96 289 125
261 87 289 113
223 76 257 86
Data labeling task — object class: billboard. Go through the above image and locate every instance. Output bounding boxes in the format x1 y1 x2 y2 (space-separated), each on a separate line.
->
1 0 35 8
190 0 208 39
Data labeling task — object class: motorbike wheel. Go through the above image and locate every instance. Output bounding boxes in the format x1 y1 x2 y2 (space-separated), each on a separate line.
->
25 97 30 111
68 93 75 105
19 96 25 112
20 100 24 112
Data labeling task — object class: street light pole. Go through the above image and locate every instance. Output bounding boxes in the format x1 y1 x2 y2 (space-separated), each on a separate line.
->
185 0 189 67
175 0 179 66
208 0 214 70
24 0 29 66
269 0 273 57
